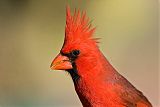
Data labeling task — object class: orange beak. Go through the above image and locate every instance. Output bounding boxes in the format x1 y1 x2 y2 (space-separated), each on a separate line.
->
50 53 73 70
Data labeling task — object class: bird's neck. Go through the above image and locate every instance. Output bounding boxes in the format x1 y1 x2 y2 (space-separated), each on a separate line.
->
73 49 117 106
75 48 116 83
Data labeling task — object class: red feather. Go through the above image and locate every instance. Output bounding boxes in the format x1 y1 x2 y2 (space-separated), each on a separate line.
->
51 6 152 107
62 6 96 54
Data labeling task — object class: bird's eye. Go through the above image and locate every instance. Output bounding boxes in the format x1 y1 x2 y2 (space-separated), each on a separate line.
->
71 50 80 57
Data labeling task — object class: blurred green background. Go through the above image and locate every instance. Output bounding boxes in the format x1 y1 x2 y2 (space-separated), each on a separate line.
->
0 0 159 107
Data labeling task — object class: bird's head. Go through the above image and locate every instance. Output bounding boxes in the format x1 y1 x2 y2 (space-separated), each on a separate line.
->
50 6 99 79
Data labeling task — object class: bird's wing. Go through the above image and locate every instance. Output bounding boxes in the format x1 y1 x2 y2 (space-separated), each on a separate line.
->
108 73 152 107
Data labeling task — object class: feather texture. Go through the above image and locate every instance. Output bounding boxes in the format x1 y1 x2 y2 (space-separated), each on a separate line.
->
54 6 152 107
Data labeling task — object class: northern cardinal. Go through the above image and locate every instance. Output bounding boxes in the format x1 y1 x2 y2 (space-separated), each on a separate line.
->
50 6 152 107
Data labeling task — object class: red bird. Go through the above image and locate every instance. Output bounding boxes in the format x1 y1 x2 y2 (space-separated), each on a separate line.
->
50 7 152 107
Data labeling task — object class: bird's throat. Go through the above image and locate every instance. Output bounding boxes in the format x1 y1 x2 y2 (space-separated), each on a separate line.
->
67 69 80 82
67 61 80 82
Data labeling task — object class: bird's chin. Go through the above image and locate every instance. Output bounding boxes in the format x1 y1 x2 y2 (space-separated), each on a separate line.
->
67 69 80 82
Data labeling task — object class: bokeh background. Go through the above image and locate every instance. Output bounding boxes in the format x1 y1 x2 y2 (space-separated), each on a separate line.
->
0 0 159 107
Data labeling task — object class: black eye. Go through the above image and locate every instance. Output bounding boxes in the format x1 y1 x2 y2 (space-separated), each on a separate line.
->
71 50 80 57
